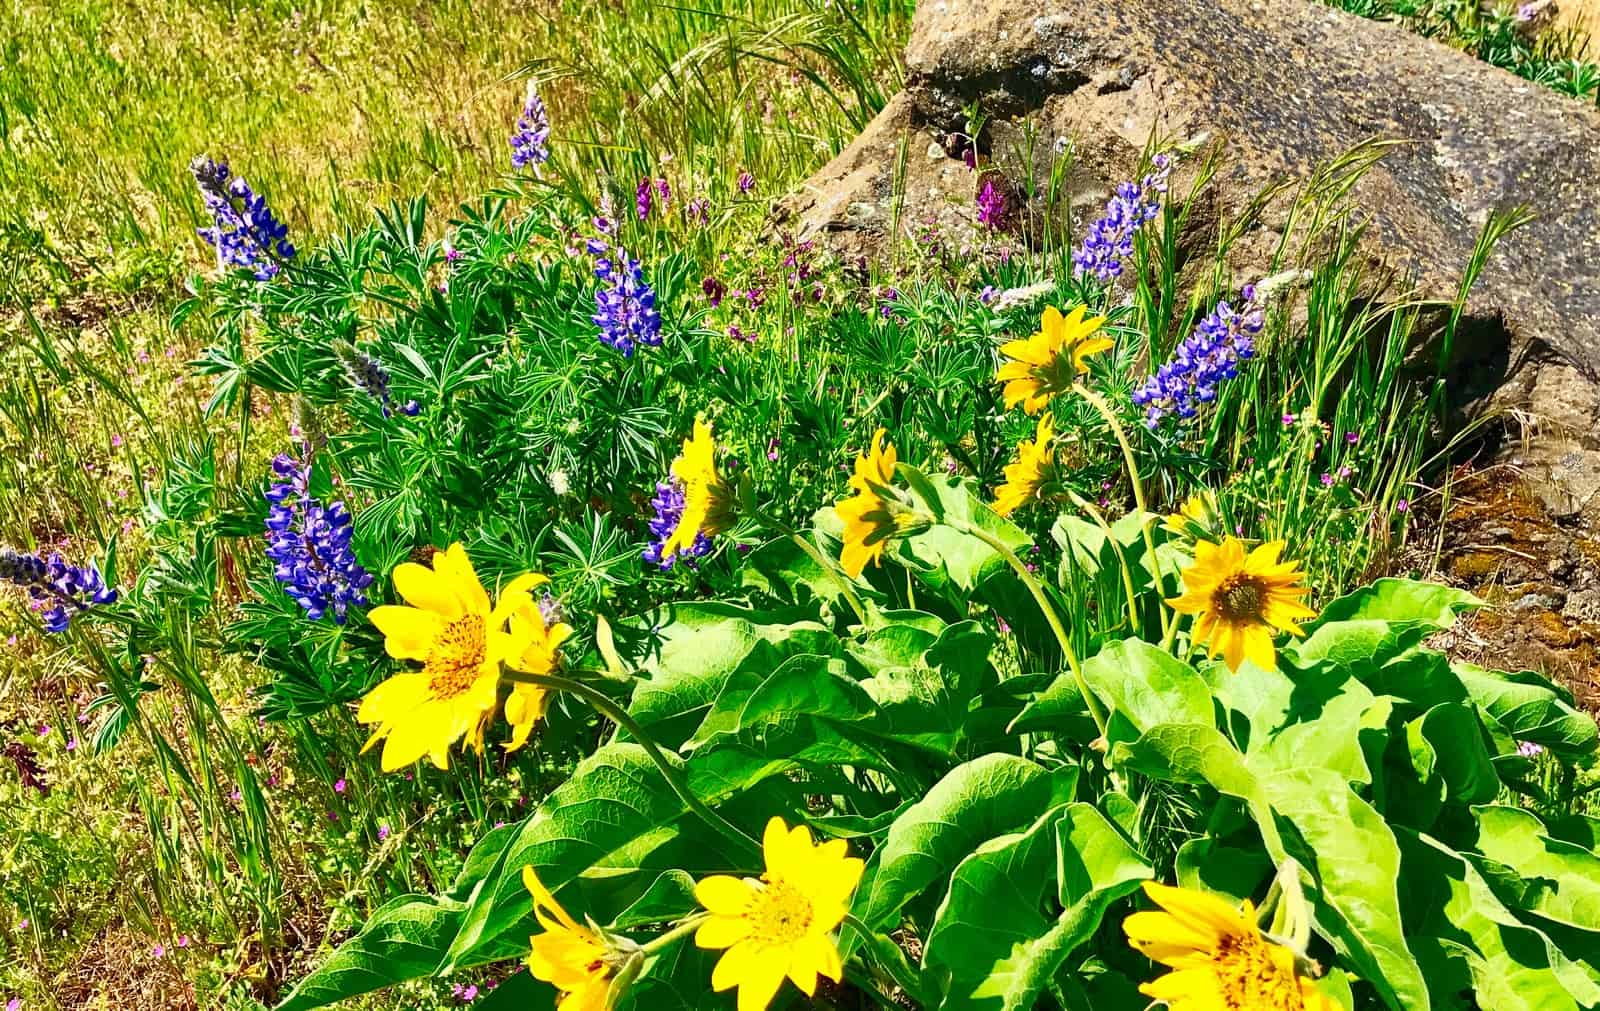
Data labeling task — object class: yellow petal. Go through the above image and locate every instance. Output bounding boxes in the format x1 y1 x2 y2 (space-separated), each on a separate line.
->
392 561 466 619
696 875 756 917
369 605 445 660
695 914 753 949
710 940 760 992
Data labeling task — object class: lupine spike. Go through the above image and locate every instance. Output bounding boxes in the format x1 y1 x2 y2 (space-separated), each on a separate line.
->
1132 285 1263 427
0 547 117 634
190 155 294 281
264 454 374 623
1072 155 1172 282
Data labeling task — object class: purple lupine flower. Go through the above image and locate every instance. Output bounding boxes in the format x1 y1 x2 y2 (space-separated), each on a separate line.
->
737 171 755 193
976 177 1009 229
1131 283 1263 428
1072 154 1172 281
655 178 671 205
642 480 712 570
510 83 551 169
264 454 374 623
334 341 396 417
537 592 566 629
686 197 710 226
190 156 295 281
0 548 117 634
593 249 662 356
636 178 654 220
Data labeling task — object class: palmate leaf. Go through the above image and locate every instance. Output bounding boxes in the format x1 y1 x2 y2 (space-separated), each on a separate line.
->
921 803 1150 1011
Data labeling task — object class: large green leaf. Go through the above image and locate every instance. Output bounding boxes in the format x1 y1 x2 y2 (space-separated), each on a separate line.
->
856 621 997 753
1118 727 1430 1010
922 803 1149 1011
275 895 467 1011
1212 656 1379 785
1315 578 1479 627
854 754 1077 931
1013 638 1214 740
623 602 835 747
1401 829 1599 1009
1406 703 1499 805
1453 662 1599 757
1473 805 1600 937
437 742 723 974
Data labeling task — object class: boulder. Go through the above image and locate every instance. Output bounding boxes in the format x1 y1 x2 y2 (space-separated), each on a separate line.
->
782 0 1600 518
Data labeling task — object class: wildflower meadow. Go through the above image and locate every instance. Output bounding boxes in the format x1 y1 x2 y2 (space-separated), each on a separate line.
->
3 1 1599 1009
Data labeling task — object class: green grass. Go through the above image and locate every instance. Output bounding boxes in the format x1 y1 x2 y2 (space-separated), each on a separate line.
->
0 0 1585 1008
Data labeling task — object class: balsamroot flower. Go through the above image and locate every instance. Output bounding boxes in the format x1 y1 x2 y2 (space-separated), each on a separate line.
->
503 594 573 751
694 817 864 1011
1124 881 1337 1011
524 866 629 1011
992 413 1058 517
0 548 117 634
836 429 928 578
264 454 374 623
1163 491 1219 539
659 421 738 564
359 545 546 770
511 82 551 170
1072 154 1171 281
1167 536 1317 672
190 155 294 281
995 305 1112 415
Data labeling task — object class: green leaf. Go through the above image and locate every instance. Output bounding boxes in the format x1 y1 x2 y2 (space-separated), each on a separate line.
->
1453 662 1599 757
1316 578 1479 627
623 603 835 747
1013 639 1213 740
473 971 556 1011
1473 805 1600 937
275 895 466 1011
610 870 697 929
857 621 996 753
1213 658 1379 785
1407 703 1499 805
922 803 1149 1011
855 754 1077 931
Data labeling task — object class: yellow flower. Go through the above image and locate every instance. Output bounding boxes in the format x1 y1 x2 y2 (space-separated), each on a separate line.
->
1124 881 1338 1011
1166 536 1317 672
661 420 739 564
524 866 615 1011
995 304 1112 415
1163 491 1218 537
503 596 573 752
992 413 1058 517
835 428 922 578
358 544 544 771
694 817 864 1011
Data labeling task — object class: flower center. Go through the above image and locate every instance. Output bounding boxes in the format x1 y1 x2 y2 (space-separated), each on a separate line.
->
747 879 814 946
1214 574 1267 624
1214 932 1306 1010
425 614 488 699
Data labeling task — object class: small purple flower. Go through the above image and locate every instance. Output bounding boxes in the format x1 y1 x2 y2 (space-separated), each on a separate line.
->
1346 431 1360 444
378 824 391 840
978 285 997 305
592 249 662 356
190 156 295 281
655 178 671 205
1072 154 1172 282
1282 413 1297 426
737 170 755 193
686 197 710 226
334 778 347 794
401 400 421 417
1517 740 1545 757
0 548 117 634
1396 499 1409 513
510 83 551 169
636 178 654 220
976 177 1009 229
642 480 712 570
702 277 726 307
1320 473 1334 487
263 454 374 623
1131 283 1263 428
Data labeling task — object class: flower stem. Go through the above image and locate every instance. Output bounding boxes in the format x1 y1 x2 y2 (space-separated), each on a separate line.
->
950 520 1109 742
751 506 869 626
638 913 709 956
841 914 929 1007
1073 384 1173 643
501 669 761 856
